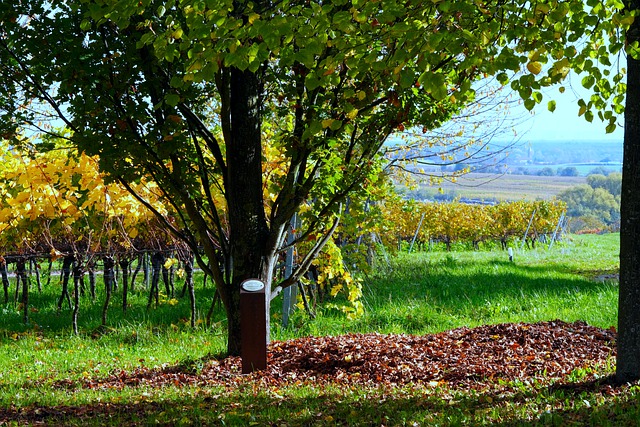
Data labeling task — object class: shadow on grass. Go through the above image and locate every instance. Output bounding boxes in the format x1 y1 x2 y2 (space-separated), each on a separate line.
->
0 276 222 336
347 253 619 335
1 377 638 426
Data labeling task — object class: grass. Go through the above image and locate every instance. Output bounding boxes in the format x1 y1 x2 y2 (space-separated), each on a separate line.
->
0 233 631 426
275 233 619 339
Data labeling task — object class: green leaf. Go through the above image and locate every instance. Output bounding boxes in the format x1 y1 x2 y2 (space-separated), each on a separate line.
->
170 76 184 88
422 73 447 101
532 91 543 103
581 75 595 89
165 94 180 107
585 110 594 123
524 99 535 111
547 100 556 112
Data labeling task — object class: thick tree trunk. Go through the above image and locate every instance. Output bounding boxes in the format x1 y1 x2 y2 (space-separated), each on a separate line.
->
617 6 640 383
223 67 271 356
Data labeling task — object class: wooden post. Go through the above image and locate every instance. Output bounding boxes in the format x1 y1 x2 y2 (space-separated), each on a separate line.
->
240 279 267 374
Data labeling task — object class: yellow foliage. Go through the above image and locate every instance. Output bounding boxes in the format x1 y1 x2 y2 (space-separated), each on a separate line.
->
0 139 169 251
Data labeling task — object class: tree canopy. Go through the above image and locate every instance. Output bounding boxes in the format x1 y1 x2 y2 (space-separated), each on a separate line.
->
0 0 632 354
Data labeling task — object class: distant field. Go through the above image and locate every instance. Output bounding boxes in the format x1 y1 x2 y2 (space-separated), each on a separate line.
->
426 172 586 201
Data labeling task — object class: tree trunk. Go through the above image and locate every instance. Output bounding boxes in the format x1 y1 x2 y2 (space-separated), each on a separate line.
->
131 252 144 293
222 67 271 356
45 258 53 287
184 253 196 327
143 252 150 289
88 261 96 301
617 4 640 383
57 255 73 310
1 256 9 304
147 252 163 309
102 256 115 326
16 258 29 324
31 258 42 293
119 258 130 312
162 261 172 298
72 265 83 334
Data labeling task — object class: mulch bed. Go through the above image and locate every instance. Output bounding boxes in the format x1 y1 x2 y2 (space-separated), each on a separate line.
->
1 320 623 425
56 319 617 391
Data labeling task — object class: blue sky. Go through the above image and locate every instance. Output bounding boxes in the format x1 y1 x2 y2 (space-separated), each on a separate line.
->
512 80 624 143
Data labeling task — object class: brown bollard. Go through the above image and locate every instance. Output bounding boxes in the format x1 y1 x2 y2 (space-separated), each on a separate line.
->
240 279 267 374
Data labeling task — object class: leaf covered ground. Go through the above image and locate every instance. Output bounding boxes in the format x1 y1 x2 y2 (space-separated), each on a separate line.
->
55 319 615 391
2 320 631 425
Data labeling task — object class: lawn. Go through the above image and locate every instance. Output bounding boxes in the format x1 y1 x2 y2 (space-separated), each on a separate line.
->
2 233 637 426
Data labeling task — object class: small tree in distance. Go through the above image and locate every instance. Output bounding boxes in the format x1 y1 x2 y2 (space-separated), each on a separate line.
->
0 0 630 355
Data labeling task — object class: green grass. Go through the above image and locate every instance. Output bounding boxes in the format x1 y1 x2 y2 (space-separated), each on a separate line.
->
274 233 619 339
1 233 631 426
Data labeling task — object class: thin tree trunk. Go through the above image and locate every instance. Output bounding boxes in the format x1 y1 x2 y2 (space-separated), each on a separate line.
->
130 252 144 293
143 252 150 289
45 258 53 287
57 255 73 310
88 261 96 301
147 252 162 309
297 281 315 319
162 263 171 298
0 256 9 304
72 265 83 334
31 258 42 293
16 258 29 324
184 253 196 327
102 256 115 326
119 257 130 313
206 290 221 326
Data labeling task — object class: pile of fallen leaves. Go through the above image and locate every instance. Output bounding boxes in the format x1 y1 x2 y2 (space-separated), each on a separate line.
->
57 320 616 392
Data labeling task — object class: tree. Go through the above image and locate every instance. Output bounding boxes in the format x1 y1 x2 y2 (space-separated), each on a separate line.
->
617 0 640 384
558 166 579 177
537 167 556 177
558 184 620 225
0 0 630 355
587 172 622 196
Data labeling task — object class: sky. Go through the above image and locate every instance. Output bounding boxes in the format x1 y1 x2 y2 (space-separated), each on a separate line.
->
510 78 624 143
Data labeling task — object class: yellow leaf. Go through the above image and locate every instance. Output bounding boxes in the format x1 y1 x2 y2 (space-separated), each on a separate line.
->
248 13 260 24
321 119 334 129
330 284 342 297
526 61 542 75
